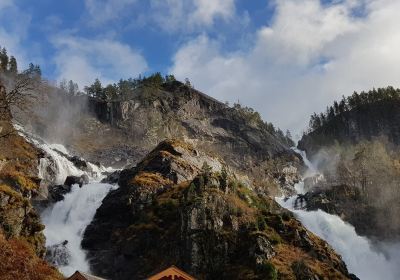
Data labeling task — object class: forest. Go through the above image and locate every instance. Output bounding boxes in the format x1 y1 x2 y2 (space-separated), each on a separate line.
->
308 86 400 132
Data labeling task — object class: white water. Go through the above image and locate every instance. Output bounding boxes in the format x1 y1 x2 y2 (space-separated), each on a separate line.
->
42 183 116 276
277 149 400 280
36 142 116 276
14 124 117 276
38 142 117 276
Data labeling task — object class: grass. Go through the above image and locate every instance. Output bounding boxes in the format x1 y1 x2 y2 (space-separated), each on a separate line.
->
130 171 173 189
0 231 63 280
0 184 23 200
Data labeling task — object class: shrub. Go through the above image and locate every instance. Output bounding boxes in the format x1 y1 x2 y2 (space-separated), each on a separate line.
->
258 261 278 280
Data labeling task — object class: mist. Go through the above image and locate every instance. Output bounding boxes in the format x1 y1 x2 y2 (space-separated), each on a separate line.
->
13 83 93 146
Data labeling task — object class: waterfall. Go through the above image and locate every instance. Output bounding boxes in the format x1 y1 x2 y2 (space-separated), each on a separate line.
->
14 124 116 276
41 183 116 276
277 149 400 280
36 142 117 276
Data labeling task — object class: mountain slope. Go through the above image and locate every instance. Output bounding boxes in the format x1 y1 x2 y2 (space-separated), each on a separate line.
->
19 80 301 195
82 139 356 280
298 87 400 239
299 87 400 156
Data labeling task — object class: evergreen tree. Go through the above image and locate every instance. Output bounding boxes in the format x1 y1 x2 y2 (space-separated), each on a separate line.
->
201 161 212 177
68 80 79 95
104 84 118 100
0 48 8 71
85 78 104 99
8 56 17 74
165 74 176 82
59 79 68 91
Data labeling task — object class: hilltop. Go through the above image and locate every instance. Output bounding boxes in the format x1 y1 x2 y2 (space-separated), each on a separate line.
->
19 75 301 195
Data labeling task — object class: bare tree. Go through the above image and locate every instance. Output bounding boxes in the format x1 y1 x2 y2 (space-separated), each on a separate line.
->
0 70 43 138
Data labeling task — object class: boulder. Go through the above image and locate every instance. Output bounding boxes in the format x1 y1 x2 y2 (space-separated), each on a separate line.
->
64 174 89 188
48 184 72 202
101 170 121 184
69 156 88 170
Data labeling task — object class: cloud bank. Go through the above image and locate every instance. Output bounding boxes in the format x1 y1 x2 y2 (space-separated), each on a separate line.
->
52 35 148 87
170 0 400 133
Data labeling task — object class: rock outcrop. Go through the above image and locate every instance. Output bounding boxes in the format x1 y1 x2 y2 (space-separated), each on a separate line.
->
301 185 400 239
82 139 356 280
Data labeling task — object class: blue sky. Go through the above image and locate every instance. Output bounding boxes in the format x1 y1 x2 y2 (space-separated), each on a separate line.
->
1 0 400 134
1 0 270 79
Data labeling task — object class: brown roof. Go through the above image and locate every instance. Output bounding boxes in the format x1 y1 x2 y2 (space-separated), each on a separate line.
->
66 271 107 280
147 266 195 280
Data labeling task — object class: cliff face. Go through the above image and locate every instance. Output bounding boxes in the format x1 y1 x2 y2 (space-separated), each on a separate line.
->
0 114 61 278
82 82 294 172
19 81 301 194
82 139 356 280
298 99 400 157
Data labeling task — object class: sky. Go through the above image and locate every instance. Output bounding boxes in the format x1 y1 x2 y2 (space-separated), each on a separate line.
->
1 0 400 136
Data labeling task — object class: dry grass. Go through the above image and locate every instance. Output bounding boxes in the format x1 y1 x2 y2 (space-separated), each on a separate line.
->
0 231 63 280
0 131 40 192
0 168 38 191
130 171 173 189
271 244 346 280
0 184 23 199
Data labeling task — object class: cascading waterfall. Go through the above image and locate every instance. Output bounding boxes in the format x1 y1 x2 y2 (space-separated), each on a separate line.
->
14 124 117 276
37 142 117 276
277 149 400 280
41 183 116 276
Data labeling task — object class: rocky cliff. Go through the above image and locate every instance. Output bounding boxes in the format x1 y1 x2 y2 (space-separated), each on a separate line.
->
82 139 357 280
18 81 300 195
0 116 62 279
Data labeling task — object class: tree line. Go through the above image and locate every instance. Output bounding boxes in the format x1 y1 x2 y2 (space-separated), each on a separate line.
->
80 73 189 100
308 86 400 132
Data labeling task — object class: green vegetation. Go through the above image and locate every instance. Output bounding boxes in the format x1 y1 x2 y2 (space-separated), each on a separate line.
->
258 261 278 280
83 72 180 100
308 86 400 132
232 102 294 146
0 47 41 78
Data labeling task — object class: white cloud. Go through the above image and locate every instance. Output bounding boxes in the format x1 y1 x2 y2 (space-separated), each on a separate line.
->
0 2 32 68
52 35 148 87
190 0 235 26
150 0 235 32
84 0 137 26
83 0 236 32
170 0 400 135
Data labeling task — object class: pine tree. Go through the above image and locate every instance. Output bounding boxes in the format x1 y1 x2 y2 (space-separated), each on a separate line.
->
8 56 17 74
68 80 79 95
0 48 8 71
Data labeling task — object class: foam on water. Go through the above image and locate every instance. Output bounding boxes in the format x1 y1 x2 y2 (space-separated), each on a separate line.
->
277 148 400 280
14 124 117 276
42 183 116 275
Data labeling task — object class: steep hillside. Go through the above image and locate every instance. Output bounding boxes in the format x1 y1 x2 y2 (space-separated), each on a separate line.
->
19 79 301 195
299 87 400 156
82 139 357 280
298 87 400 240
0 86 61 279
